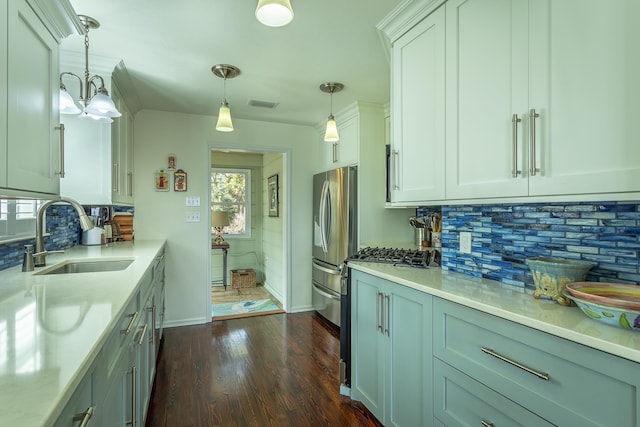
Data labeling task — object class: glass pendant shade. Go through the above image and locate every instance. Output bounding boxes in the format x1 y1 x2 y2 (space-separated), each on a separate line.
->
79 111 113 123
324 115 339 142
256 0 294 27
59 88 82 114
84 93 122 118
216 104 234 132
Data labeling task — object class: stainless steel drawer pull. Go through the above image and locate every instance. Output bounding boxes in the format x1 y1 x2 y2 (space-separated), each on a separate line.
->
481 347 549 381
73 406 94 427
121 311 139 335
481 420 495 427
511 114 521 177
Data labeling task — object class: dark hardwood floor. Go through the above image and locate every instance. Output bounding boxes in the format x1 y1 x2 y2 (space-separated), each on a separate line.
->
145 312 382 427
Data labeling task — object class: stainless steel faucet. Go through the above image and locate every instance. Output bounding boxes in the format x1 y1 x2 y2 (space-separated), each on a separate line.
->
34 197 94 267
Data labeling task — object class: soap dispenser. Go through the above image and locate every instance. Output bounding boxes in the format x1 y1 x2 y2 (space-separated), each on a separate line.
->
22 245 35 272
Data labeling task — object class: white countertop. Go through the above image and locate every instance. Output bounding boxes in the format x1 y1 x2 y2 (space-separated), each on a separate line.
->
0 240 166 427
349 262 640 363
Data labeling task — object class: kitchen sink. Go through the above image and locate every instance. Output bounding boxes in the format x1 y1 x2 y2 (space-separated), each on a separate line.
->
36 259 134 275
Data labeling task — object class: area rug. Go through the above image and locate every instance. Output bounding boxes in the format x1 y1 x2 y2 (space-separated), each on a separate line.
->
212 298 284 321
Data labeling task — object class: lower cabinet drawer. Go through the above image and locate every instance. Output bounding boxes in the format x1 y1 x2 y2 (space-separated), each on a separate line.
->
433 358 554 427
103 292 140 379
433 298 640 427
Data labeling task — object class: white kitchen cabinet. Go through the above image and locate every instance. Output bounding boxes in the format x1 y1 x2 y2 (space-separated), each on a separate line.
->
445 0 640 200
1 0 76 197
59 61 135 206
387 4 445 205
111 80 135 205
351 270 433 426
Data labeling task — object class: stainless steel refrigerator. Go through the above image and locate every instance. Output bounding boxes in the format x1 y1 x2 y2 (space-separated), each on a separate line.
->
312 165 357 327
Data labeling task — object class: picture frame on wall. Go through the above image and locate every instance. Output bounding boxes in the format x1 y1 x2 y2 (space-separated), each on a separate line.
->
155 169 170 191
268 174 279 217
174 169 187 191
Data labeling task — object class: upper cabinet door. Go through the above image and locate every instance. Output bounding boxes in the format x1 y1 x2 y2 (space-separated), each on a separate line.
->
390 5 446 204
528 0 640 196
6 0 60 195
445 0 529 200
0 3 7 188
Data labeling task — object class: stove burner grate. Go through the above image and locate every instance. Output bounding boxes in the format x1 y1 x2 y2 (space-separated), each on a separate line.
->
347 247 438 268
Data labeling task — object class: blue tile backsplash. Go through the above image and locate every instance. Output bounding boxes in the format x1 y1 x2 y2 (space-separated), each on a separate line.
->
0 204 134 272
422 202 640 290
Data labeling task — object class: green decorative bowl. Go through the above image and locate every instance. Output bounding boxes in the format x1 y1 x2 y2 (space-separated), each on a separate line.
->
525 257 594 305
563 290 640 332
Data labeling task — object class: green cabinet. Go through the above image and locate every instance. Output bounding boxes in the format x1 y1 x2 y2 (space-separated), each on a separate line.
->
433 298 640 426
351 270 433 426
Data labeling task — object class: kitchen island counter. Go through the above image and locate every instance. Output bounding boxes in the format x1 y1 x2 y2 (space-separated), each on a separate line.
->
0 240 166 426
349 262 640 363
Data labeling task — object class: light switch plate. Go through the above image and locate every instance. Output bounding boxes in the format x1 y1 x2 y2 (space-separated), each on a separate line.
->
185 211 200 222
185 196 200 206
459 232 472 254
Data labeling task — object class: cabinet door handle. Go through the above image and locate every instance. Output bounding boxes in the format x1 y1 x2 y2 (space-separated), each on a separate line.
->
127 172 133 196
529 109 540 176
511 114 521 177
384 293 390 336
112 163 119 192
392 149 400 190
121 311 139 335
137 323 148 346
481 420 495 427
481 347 549 380
55 124 65 178
333 142 338 163
72 406 94 427
127 366 137 426
150 305 157 347
376 291 382 331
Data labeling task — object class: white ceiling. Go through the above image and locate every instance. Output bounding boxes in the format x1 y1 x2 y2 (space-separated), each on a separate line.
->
63 0 403 128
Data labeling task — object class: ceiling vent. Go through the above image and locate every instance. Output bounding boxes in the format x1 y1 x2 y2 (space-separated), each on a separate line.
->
248 99 279 109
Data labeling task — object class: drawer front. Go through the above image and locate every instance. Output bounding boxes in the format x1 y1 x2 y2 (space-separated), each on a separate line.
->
434 299 640 427
104 292 141 379
434 358 554 427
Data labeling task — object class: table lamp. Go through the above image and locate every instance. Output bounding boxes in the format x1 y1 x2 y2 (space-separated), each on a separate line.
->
211 211 230 245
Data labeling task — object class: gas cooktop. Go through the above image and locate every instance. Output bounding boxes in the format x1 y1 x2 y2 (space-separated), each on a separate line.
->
347 247 440 268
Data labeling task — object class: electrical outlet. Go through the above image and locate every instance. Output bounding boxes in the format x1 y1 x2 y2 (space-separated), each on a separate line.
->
185 211 200 222
459 232 472 254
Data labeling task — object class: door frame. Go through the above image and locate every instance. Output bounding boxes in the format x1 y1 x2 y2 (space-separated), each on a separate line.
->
206 143 292 313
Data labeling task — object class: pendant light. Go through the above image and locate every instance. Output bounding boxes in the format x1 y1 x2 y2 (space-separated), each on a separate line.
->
256 0 294 27
59 15 121 123
320 82 344 142
212 64 240 132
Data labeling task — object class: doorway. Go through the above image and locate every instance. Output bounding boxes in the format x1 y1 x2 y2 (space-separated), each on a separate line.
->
208 146 289 320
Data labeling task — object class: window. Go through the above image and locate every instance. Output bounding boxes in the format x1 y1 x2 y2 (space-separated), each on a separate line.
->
0 199 42 241
211 169 251 237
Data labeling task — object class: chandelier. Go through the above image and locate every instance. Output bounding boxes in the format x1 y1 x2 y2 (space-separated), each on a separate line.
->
59 15 121 123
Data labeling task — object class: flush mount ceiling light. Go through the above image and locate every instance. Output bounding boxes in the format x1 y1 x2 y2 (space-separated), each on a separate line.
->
212 64 240 132
59 15 121 123
256 0 294 27
320 82 344 142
